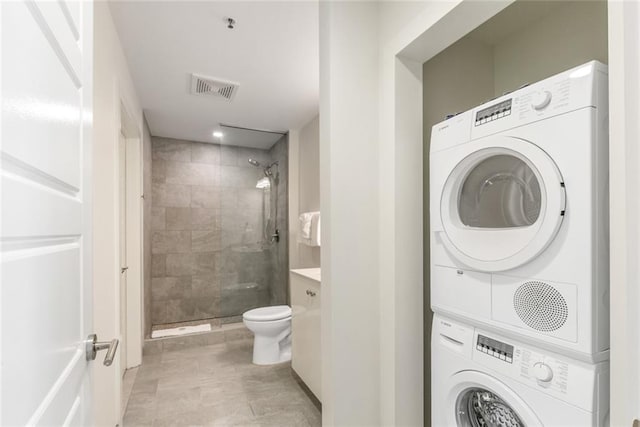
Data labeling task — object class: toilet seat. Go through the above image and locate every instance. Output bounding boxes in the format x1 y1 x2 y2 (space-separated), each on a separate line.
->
243 305 291 322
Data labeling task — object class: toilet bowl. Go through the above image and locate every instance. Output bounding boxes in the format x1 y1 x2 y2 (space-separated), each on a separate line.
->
242 305 292 365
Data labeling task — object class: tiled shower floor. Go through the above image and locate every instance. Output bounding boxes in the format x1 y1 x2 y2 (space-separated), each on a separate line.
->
123 338 321 426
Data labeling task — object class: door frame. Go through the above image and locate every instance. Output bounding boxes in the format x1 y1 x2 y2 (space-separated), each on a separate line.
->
118 101 143 374
378 2 515 425
378 0 638 424
608 1 640 424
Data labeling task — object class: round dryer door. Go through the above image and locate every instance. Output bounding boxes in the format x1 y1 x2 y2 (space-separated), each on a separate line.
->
440 136 565 271
447 371 541 427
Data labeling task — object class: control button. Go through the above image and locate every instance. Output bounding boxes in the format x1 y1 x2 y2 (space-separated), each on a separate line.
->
531 90 552 110
499 354 506 361
532 362 554 382
488 349 494 356
506 357 513 363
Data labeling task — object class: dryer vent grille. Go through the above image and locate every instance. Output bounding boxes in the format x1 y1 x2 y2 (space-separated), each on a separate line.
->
513 281 568 332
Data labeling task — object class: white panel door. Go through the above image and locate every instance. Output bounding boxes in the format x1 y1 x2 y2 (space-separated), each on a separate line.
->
1 1 94 426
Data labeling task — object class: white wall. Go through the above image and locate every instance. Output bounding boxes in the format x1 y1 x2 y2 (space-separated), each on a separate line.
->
320 2 381 425
92 2 144 425
320 1 513 425
142 119 152 337
608 1 640 425
296 115 321 268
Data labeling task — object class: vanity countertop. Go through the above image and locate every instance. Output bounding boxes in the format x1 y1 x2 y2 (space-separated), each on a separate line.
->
290 268 321 283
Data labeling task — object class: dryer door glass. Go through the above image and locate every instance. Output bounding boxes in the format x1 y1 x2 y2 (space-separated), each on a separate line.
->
439 137 565 272
459 155 541 228
456 388 524 427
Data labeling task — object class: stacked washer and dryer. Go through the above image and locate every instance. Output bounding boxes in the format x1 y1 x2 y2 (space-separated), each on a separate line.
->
429 61 610 426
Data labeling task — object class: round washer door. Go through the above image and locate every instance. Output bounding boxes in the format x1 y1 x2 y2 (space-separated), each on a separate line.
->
446 371 541 427
440 136 565 272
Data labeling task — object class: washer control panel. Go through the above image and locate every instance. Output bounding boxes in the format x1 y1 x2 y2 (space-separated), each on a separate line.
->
476 334 513 363
517 348 569 393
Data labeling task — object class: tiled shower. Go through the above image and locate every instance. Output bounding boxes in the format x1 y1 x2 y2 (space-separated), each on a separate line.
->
146 136 288 333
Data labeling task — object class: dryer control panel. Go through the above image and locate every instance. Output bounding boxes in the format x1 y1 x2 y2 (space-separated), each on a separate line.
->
474 100 512 126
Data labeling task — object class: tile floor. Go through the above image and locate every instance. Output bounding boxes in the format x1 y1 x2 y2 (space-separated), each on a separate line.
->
123 339 321 426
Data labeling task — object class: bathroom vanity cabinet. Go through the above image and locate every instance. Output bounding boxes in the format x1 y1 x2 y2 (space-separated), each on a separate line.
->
290 268 321 401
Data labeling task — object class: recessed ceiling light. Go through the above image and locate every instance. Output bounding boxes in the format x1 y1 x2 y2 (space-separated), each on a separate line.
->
213 131 223 138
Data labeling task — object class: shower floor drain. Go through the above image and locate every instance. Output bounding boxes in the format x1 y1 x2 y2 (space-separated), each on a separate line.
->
151 323 212 339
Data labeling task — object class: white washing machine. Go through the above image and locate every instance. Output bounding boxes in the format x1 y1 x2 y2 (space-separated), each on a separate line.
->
432 315 609 427
429 61 609 362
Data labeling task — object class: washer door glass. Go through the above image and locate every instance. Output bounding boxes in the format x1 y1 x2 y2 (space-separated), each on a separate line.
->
459 155 541 228
456 388 524 427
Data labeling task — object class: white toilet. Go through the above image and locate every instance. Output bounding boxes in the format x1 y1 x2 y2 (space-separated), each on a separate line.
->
242 305 292 365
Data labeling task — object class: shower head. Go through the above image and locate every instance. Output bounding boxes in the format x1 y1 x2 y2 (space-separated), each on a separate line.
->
248 158 261 167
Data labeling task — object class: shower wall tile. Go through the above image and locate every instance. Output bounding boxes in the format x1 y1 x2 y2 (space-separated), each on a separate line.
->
151 231 191 254
191 230 221 253
191 208 219 230
193 297 218 318
153 159 167 183
220 146 239 166
192 274 219 298
215 252 239 276
237 189 263 211
152 183 191 207
166 207 191 230
191 186 220 208
152 276 192 302
268 135 289 306
152 302 168 324
192 142 220 165
152 255 166 277
151 207 166 230
165 298 195 321
165 161 218 186
149 136 288 326
220 191 237 211
193 253 216 275
216 272 240 288
165 253 196 276
152 138 191 162
219 166 261 188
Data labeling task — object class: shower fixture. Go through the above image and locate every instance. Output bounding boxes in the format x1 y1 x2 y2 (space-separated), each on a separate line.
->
256 177 270 189
248 158 279 178
248 157 280 244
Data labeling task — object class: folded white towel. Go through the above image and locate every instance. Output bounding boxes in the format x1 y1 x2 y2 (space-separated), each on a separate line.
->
311 214 321 246
298 212 315 239
298 211 321 246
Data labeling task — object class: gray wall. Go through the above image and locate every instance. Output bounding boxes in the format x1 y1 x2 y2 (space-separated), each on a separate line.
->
149 136 288 326
269 135 289 305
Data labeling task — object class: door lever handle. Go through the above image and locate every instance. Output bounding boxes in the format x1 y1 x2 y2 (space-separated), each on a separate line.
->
85 334 119 366
121 266 129 274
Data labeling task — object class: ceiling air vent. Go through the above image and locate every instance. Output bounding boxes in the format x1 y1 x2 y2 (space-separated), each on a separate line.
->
190 74 239 101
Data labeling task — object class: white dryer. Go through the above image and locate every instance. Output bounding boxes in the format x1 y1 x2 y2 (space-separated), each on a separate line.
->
429 61 609 362
432 315 609 427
